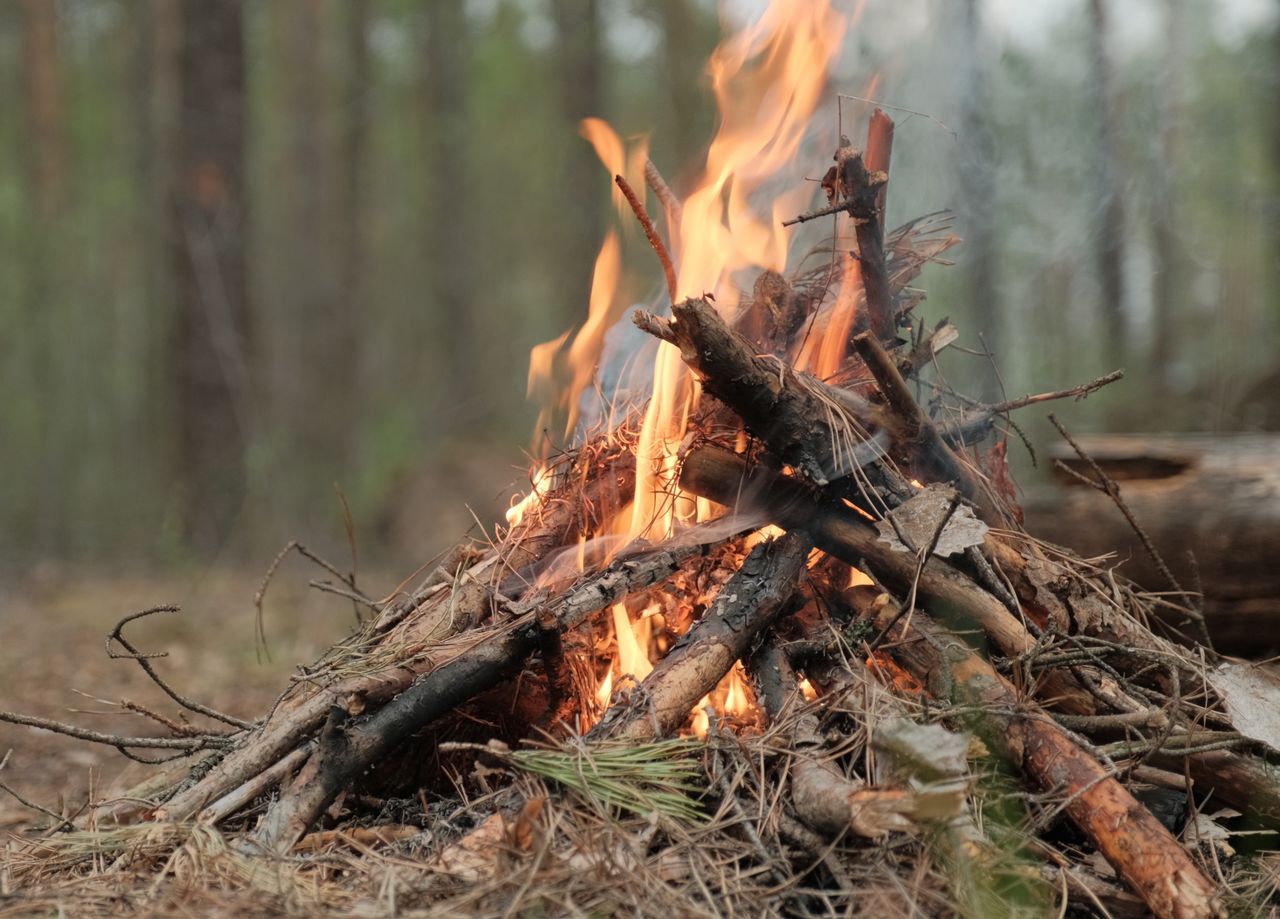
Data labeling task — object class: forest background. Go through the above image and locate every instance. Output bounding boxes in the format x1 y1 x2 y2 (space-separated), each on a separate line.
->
2 0 1277 576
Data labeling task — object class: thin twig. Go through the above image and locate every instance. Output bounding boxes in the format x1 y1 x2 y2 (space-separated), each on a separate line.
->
106 606 253 730
1047 413 1213 651
837 93 954 137
644 158 682 227
0 757 75 832
615 173 678 303
782 198 852 227
0 709 228 751
988 370 1123 413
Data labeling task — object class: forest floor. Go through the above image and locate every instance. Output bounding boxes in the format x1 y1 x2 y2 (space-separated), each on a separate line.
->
0 565 363 835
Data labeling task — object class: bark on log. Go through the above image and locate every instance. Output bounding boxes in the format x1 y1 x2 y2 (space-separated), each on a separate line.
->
679 445 1280 828
869 605 1224 919
633 296 1071 639
679 445 1073 689
849 111 895 341
637 296 892 490
589 531 810 742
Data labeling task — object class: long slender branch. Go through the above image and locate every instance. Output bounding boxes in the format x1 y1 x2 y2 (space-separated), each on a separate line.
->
616 173 677 303
0 709 228 751
108 606 254 730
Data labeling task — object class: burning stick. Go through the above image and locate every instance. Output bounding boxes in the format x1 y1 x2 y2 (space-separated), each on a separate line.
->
241 534 732 854
589 531 810 742
615 173 677 303
784 110 897 339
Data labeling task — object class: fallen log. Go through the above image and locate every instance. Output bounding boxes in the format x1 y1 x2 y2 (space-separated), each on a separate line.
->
1024 433 1280 655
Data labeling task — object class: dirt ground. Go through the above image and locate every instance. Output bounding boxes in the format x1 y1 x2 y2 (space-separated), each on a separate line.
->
0 563 370 834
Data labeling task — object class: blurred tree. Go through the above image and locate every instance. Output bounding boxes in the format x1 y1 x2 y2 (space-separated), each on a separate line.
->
424 0 482 409
956 0 1000 401
1149 0 1186 395
22 0 66 216
279 0 361 480
133 0 180 478
171 0 251 550
551 0 605 329
656 0 703 174
1087 0 1128 369
336 0 370 404
21 0 68 550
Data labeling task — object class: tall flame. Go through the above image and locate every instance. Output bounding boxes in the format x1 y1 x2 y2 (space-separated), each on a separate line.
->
631 0 849 541
518 1 863 728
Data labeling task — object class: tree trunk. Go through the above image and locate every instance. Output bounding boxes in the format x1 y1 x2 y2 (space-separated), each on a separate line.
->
135 0 180 466
551 0 606 330
1087 0 1128 368
656 0 703 174
1149 0 1186 395
171 0 251 550
21 0 69 551
956 0 1000 401
424 0 483 409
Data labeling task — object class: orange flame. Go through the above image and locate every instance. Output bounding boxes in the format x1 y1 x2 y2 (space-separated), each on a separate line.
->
631 0 850 542
505 465 553 528
518 2 866 733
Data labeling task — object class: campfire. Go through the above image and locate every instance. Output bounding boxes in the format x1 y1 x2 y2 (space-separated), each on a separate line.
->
8 3 1280 917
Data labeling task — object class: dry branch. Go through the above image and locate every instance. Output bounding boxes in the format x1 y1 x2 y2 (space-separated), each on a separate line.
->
155 451 636 824
867 602 1224 919
680 446 1055 678
245 534 728 853
751 639 918 838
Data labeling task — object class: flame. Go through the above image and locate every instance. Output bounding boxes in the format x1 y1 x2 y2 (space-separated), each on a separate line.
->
580 118 650 223
627 0 850 542
799 677 818 701
595 670 613 708
527 231 624 442
721 661 753 717
689 662 758 737
848 567 873 588
505 465 553 527
517 2 867 734
794 256 861 379
742 523 787 551
596 602 655 709
611 602 654 683
867 651 925 696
